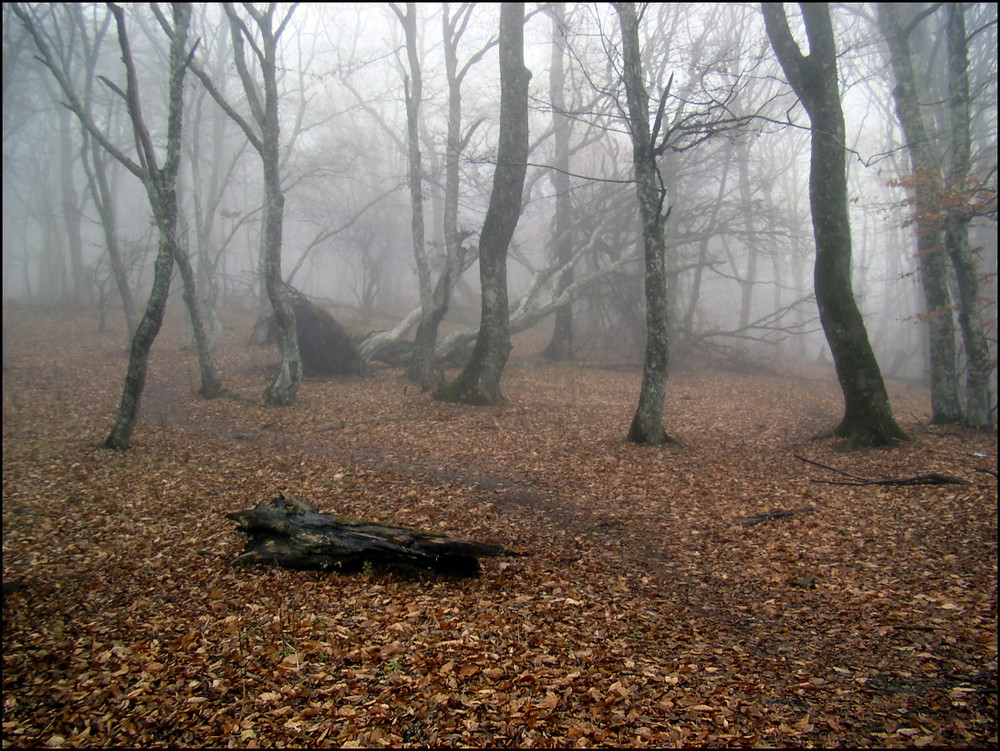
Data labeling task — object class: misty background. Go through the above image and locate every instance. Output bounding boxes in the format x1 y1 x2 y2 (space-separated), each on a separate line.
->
2 3 996 394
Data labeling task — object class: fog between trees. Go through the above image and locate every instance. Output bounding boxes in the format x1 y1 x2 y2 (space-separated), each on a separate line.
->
3 3 997 433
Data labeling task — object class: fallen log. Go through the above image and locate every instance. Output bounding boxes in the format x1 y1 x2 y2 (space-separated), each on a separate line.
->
226 492 519 577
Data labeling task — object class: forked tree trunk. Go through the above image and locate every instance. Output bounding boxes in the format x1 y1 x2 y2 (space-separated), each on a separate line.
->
437 3 530 406
763 2 907 447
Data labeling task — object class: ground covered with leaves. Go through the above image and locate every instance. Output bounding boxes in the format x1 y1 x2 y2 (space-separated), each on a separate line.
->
2 304 997 748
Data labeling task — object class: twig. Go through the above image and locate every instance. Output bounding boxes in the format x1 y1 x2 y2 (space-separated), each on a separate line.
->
793 454 867 480
734 507 814 526
794 454 971 486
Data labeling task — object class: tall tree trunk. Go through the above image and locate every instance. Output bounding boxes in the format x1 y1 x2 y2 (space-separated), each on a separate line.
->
104 234 176 449
82 130 138 344
944 4 993 431
171 239 223 397
238 6 301 407
437 3 530 406
876 3 962 424
59 107 88 305
541 3 574 361
104 4 194 449
735 137 758 330
261 150 299 406
616 2 671 445
393 3 433 387
763 2 907 447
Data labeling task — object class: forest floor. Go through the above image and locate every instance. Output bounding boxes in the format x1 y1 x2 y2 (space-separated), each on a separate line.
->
2 303 997 748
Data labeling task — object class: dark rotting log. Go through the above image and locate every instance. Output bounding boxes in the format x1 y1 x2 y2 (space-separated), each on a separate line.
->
250 284 368 377
226 492 521 577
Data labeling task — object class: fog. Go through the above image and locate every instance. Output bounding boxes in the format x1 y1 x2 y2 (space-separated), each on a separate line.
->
3 3 997 388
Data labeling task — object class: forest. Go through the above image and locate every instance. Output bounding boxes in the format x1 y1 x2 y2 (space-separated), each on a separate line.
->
2 2 997 747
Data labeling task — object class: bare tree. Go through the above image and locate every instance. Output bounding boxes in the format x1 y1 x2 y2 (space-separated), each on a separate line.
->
189 3 301 406
877 2 963 424
389 3 432 385
762 3 907 447
943 4 994 430
16 2 222 449
437 3 530 406
540 2 575 361
613 2 672 445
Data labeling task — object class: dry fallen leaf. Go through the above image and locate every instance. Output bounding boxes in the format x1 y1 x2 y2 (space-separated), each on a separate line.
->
2 307 996 749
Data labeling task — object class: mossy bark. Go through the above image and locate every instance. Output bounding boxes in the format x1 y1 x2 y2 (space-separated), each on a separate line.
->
763 3 908 448
437 4 530 406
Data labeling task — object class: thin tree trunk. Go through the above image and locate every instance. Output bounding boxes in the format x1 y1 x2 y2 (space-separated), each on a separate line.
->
83 130 138 344
59 108 88 305
171 240 222 397
616 2 671 445
944 4 993 431
103 5 194 449
877 3 962 424
393 3 433 387
104 235 175 449
763 2 907 447
541 3 574 361
437 3 530 406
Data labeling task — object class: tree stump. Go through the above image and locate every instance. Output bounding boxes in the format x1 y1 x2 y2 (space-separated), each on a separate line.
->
226 492 519 577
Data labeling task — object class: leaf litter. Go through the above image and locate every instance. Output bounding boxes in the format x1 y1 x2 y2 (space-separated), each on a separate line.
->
2 306 996 748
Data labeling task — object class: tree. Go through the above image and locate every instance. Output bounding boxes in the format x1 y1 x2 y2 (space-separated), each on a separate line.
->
390 3 432 386
614 2 672 445
762 3 908 447
16 2 221 450
540 2 574 361
943 4 994 431
877 3 963 425
437 3 530 406
190 3 301 406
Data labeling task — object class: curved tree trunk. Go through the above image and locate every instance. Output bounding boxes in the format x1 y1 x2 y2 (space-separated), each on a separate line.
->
763 2 907 447
437 3 530 406
104 234 175 450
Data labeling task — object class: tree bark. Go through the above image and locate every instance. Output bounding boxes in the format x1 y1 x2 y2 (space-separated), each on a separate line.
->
762 2 907 447
211 3 301 406
58 108 88 305
944 4 993 431
876 3 962 425
541 3 574 361
437 3 530 406
226 493 518 578
82 131 138 344
616 2 671 445
104 4 194 449
392 3 435 388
